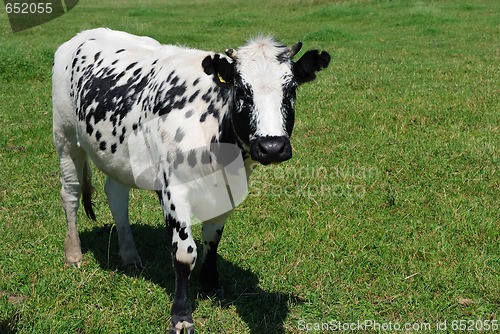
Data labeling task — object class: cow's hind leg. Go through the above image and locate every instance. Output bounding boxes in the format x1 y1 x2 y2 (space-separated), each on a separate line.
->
57 145 91 267
105 177 142 271
200 212 230 299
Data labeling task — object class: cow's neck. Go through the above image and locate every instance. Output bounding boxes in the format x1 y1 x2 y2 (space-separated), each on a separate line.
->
217 92 254 172
216 92 245 150
217 112 237 146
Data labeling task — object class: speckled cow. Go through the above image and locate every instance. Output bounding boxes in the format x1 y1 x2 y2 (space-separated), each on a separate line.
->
53 28 330 334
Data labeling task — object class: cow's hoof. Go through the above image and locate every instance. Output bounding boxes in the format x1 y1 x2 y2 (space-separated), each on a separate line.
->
65 260 82 268
65 253 83 268
65 250 83 267
123 263 144 274
169 320 194 334
199 286 225 300
122 260 144 274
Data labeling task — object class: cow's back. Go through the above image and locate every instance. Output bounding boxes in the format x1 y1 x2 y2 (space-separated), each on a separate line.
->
52 28 161 123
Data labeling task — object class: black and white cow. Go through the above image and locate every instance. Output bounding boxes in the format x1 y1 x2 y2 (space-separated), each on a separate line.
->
53 28 330 333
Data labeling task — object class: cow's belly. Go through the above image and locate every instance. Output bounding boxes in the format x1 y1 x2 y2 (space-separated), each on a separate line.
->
74 118 141 188
79 137 139 188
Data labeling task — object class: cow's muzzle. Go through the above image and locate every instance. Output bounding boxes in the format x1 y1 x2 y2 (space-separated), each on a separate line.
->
250 136 292 165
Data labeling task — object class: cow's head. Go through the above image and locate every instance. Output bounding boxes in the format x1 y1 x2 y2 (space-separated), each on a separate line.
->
203 37 330 165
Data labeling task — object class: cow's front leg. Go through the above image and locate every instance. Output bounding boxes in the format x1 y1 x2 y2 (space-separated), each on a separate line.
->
163 187 196 334
199 213 230 298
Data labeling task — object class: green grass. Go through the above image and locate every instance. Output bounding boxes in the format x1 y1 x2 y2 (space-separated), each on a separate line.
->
1 0 498 333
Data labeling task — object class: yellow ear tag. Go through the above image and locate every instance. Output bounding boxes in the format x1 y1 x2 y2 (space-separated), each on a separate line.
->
217 72 227 84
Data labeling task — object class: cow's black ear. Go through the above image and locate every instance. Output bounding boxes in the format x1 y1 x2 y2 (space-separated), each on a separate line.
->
293 50 330 85
202 54 234 88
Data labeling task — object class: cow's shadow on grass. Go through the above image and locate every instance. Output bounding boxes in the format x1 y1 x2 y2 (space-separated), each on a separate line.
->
80 223 303 334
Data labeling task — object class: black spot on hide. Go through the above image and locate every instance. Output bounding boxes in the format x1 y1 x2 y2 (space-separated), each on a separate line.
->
200 112 208 123
179 227 188 240
188 90 200 103
173 149 184 169
174 128 185 142
126 62 138 71
187 150 197 167
201 150 212 165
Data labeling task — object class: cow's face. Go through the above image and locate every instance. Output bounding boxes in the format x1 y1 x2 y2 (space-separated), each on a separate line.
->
203 37 330 165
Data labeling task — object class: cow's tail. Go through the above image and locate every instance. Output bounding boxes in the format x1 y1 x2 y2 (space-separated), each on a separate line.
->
81 162 97 221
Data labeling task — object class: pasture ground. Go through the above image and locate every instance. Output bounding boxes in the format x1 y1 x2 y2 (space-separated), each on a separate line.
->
0 0 498 333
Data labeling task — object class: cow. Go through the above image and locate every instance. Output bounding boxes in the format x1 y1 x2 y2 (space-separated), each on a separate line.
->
53 28 330 334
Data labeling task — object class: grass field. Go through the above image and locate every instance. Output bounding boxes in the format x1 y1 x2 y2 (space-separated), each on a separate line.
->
0 0 499 333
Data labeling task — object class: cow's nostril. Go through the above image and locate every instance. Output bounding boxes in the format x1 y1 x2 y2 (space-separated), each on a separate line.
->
258 142 269 154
